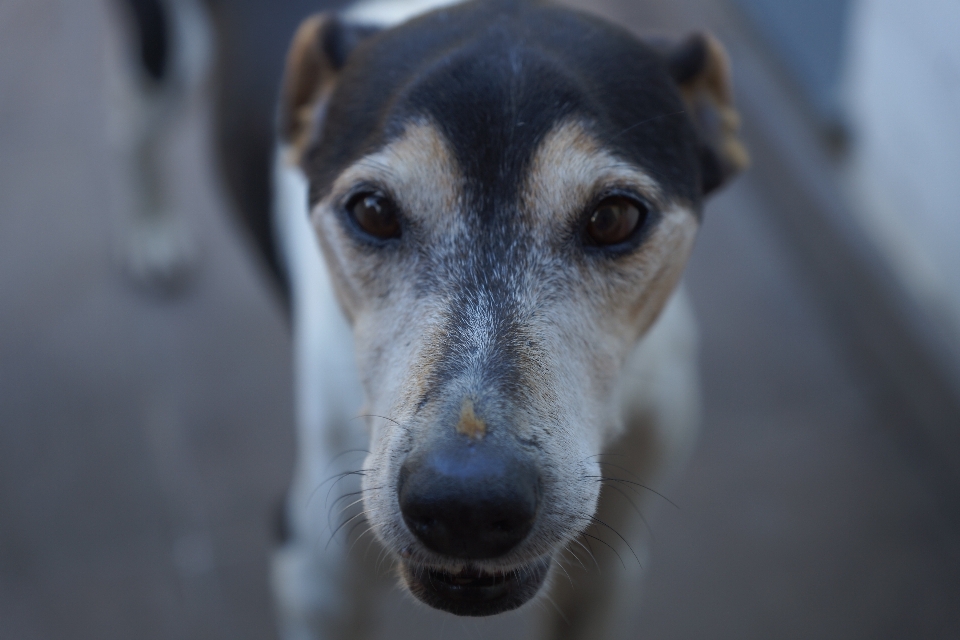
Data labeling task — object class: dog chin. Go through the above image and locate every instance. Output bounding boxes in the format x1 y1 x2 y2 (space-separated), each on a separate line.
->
399 556 552 617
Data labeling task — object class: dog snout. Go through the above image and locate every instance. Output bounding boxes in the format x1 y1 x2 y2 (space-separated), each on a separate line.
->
398 440 539 560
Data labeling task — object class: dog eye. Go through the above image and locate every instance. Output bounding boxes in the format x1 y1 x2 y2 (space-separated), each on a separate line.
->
585 197 647 246
347 191 401 239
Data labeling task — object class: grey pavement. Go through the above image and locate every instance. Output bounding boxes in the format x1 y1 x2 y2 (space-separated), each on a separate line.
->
1 1 958 639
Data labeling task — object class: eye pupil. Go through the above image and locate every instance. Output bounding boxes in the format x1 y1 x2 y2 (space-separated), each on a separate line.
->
586 197 645 246
592 206 619 235
350 191 400 239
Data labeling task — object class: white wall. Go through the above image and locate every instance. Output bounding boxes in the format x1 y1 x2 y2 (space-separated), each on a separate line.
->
842 0 960 340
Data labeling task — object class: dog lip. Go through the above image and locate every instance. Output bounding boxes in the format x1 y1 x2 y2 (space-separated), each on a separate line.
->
401 557 551 617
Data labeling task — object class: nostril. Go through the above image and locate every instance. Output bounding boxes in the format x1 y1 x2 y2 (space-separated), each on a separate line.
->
398 442 539 560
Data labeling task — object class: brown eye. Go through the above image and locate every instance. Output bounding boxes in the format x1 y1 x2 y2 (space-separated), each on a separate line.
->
585 196 646 246
348 191 401 239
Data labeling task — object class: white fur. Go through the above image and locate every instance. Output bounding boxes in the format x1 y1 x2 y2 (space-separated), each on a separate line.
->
619 285 701 475
272 148 369 639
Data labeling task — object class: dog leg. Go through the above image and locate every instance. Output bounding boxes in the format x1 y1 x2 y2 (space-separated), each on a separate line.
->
272 513 381 640
104 0 212 294
540 289 701 640
271 402 378 640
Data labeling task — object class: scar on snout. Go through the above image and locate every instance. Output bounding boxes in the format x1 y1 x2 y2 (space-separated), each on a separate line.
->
456 398 486 440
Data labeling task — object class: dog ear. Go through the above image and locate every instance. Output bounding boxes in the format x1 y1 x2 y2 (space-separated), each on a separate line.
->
279 14 379 157
659 32 749 195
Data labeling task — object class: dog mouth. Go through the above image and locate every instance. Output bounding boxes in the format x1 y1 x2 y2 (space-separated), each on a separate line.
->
400 556 552 616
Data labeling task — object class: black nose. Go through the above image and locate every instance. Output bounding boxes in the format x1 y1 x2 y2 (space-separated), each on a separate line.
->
398 441 539 559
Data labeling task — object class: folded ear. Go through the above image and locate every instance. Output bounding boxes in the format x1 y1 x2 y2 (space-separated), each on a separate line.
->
659 32 749 195
279 14 379 159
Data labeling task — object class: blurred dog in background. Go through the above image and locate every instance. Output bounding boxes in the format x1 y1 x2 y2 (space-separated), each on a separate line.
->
106 0 342 293
109 0 745 637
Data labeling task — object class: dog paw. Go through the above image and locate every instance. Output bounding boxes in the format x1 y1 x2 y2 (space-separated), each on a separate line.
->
120 214 199 296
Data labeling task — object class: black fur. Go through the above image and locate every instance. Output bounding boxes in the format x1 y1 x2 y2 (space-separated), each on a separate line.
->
205 0 355 306
306 0 702 206
665 32 708 85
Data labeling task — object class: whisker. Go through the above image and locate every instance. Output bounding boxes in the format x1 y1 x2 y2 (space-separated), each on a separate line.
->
305 468 371 510
303 448 372 505
354 413 402 427
584 476 679 509
322 470 372 513
375 545 393 576
344 511 371 541
362 526 386 563
539 591 570 626
594 460 649 484
329 485 384 516
571 536 601 573
324 491 379 539
599 482 655 542
552 555 575 589
325 448 373 466
347 523 378 558
561 545 588 572
329 485 382 511
332 496 367 523
616 109 686 137
324 510 369 552
589 515 641 567
581 532 625 570
321 475 372 533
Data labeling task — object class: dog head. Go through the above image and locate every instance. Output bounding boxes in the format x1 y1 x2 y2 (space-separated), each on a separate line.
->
279 0 745 617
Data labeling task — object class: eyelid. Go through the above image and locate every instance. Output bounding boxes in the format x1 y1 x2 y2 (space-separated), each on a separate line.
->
581 188 652 225
339 182 390 209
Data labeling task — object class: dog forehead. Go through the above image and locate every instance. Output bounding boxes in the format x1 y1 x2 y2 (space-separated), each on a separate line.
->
305 0 701 208
339 116 661 228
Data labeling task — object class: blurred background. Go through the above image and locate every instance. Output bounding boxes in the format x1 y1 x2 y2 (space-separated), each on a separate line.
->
1 0 959 638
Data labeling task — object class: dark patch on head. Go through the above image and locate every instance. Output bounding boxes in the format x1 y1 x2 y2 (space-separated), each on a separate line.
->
304 0 702 206
400 38 583 224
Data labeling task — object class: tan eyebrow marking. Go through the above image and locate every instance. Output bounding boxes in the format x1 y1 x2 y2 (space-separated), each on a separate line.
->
521 119 663 229
323 119 464 235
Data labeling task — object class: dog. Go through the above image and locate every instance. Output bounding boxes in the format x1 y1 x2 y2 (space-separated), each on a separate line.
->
113 0 746 636
268 0 747 637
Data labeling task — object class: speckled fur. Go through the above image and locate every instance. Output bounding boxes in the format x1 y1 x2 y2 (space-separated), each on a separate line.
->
269 0 742 637
304 117 698 579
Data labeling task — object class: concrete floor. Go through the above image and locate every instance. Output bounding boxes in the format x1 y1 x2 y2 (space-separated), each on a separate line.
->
1 1 959 639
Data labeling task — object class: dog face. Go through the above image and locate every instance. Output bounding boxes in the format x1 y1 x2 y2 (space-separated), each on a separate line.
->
280 0 745 617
